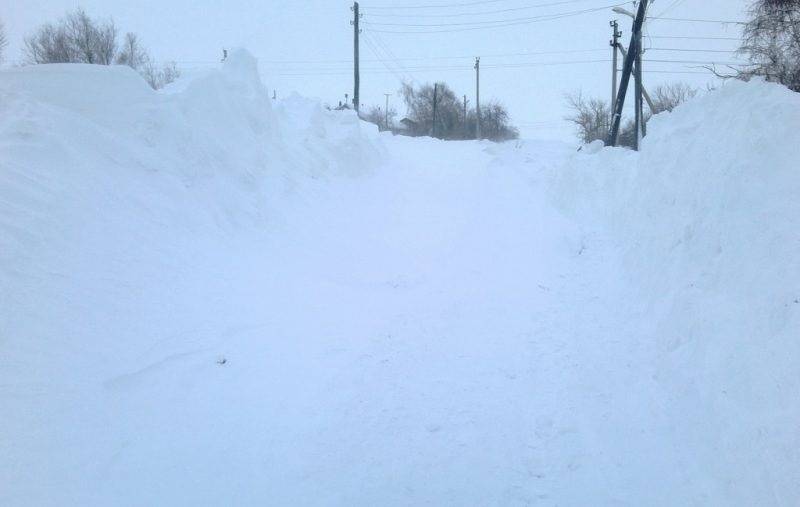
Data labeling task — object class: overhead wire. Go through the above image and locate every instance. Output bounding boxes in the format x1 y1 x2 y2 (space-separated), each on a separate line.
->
366 0 514 10
362 2 626 29
647 35 740 40
362 33 413 82
654 0 688 17
165 0 747 84
648 16 746 24
366 31 419 83
364 0 606 17
257 57 740 77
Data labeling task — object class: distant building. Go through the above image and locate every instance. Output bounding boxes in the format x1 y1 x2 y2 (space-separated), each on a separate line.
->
398 118 419 135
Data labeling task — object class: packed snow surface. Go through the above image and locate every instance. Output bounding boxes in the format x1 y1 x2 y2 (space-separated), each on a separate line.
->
1 50 798 506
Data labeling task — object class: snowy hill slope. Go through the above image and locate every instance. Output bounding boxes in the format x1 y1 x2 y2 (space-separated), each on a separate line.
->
1 51 798 506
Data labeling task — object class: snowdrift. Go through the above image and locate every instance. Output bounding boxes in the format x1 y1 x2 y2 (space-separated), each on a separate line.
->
547 80 800 504
1 48 798 506
0 50 389 505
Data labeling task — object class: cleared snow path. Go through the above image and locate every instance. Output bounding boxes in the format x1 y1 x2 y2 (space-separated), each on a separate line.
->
5 133 677 505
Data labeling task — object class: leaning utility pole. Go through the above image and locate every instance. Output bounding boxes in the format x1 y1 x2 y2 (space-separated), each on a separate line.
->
607 0 648 149
610 20 621 109
351 2 361 114
384 93 391 130
474 57 481 140
432 83 439 138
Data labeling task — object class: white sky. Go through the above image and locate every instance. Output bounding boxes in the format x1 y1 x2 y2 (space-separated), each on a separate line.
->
3 0 751 140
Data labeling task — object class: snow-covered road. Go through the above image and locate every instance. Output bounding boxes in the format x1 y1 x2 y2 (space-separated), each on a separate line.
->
0 134 717 505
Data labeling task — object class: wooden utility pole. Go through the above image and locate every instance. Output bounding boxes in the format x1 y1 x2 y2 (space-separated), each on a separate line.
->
432 83 439 138
634 21 643 148
384 93 391 130
607 0 648 149
474 57 481 140
610 20 621 110
636 22 647 141
351 2 360 114
618 44 656 113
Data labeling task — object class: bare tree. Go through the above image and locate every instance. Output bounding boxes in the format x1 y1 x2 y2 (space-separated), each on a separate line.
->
362 104 397 131
467 102 519 141
401 81 460 138
565 92 611 144
400 81 517 141
116 32 149 70
24 23 73 63
726 0 800 91
24 8 117 64
650 82 698 113
141 60 180 90
0 19 7 63
24 9 179 90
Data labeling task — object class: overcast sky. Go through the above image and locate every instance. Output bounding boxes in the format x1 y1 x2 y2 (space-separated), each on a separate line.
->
3 0 751 140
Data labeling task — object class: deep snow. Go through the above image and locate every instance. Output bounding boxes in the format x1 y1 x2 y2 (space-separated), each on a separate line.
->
1 50 798 506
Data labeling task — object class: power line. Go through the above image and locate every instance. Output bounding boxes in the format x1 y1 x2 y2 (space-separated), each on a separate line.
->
649 48 736 53
257 48 607 65
366 0 509 10
364 0 604 17
364 32 417 83
363 2 624 27
647 35 741 41
367 31 418 82
646 58 742 65
365 5 629 32
643 70 710 74
648 16 746 24
654 0 688 17
267 67 717 77
362 34 409 82
169 55 744 71
258 57 739 77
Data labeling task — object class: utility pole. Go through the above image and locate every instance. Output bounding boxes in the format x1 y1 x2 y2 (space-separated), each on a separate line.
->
474 57 481 140
351 2 361 114
610 20 621 110
607 0 648 149
635 21 646 141
432 83 439 138
618 44 656 113
384 93 391 130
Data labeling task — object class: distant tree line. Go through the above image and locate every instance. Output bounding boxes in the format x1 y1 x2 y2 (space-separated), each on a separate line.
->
19 8 179 90
362 81 519 142
0 20 7 63
362 104 398 132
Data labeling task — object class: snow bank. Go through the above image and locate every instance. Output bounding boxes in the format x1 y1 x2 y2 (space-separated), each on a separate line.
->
1 52 797 506
546 79 800 504
0 50 386 505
